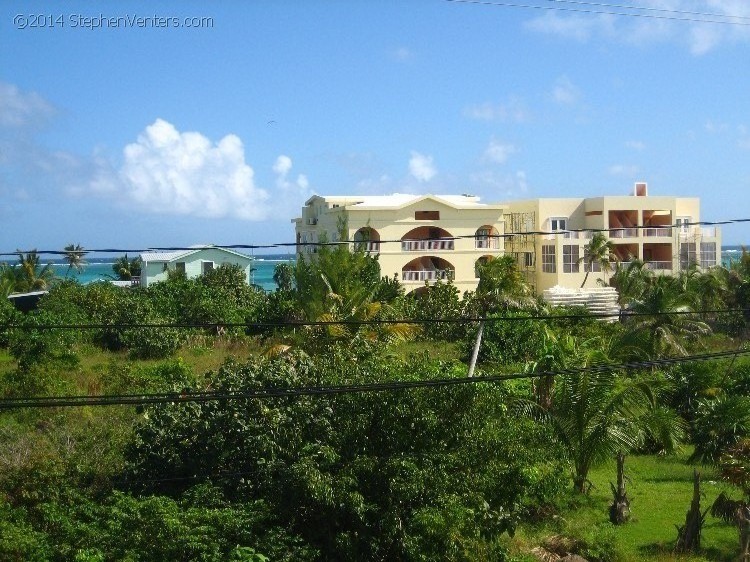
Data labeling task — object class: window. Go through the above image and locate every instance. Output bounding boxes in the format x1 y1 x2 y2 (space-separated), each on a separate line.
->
175 262 185 274
542 245 556 273
563 245 579 273
524 252 534 268
583 248 601 272
202 261 215 274
679 243 696 269
700 242 716 268
549 217 567 231
415 210 440 220
676 217 691 233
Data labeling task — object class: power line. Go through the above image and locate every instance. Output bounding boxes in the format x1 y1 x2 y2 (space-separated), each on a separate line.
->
1 348 747 410
544 0 750 21
1 217 748 257
445 0 750 26
3 308 747 332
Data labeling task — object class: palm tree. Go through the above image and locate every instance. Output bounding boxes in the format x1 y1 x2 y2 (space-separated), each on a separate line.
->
0 263 19 297
608 258 653 306
579 232 618 288
522 337 682 493
113 254 142 281
15 250 55 292
625 275 710 357
467 255 534 377
63 243 87 278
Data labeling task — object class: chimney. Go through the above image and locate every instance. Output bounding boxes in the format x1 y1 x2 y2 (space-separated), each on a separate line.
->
634 182 648 196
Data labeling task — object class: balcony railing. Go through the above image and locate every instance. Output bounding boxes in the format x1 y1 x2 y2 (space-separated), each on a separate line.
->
645 261 672 271
475 238 500 249
355 242 380 253
609 228 639 238
401 269 454 282
563 231 593 240
401 239 455 251
679 226 718 239
306 217 317 225
643 227 672 237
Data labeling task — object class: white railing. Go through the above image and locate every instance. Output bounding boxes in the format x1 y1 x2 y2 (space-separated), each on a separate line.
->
401 269 454 282
563 231 593 240
609 228 639 238
355 242 380 253
475 238 500 249
643 227 672 237
678 226 718 239
401 239 455 251
645 261 672 271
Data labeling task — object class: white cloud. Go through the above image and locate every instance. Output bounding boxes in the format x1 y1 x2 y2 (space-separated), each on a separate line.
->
463 97 528 122
525 12 609 42
609 164 639 176
273 154 312 196
469 169 529 196
483 139 516 164
525 1 750 54
273 154 292 176
116 119 269 220
390 46 414 61
408 151 437 182
552 76 579 105
705 119 730 133
626 140 646 151
0 82 55 128
738 125 750 149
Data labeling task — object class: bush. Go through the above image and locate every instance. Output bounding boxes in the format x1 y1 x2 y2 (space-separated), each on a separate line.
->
0 297 20 347
125 350 567 559
691 395 750 463
8 309 80 374
461 310 546 366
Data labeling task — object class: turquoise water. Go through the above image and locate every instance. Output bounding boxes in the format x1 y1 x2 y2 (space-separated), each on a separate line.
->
51 254 294 292
44 247 746 291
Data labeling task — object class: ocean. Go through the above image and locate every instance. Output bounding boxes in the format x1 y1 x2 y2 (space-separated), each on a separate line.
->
49 253 295 292
43 246 747 292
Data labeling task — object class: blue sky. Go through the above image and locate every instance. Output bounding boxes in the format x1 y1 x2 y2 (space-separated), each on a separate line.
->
1 0 749 254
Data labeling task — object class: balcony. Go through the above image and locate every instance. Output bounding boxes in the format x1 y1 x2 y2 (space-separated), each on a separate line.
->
401 269 454 282
568 231 593 240
353 227 380 254
475 238 500 249
356 241 380 253
645 261 672 271
306 217 318 225
609 228 639 239
679 226 718 239
401 239 455 251
643 227 672 237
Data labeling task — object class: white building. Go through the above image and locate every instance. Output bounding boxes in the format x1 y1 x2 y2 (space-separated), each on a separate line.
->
139 245 254 288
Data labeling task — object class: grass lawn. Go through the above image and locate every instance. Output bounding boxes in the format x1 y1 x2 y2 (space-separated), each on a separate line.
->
508 450 741 561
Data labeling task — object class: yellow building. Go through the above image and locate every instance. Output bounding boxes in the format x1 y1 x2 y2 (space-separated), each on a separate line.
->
292 194 507 293
292 183 721 295
505 182 722 293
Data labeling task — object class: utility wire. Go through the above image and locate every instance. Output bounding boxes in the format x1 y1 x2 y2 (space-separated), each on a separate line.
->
544 0 750 21
1 348 747 410
3 308 747 332
445 0 750 26
1 216 747 257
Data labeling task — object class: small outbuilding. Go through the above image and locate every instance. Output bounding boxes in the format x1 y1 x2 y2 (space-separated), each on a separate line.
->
139 245 254 288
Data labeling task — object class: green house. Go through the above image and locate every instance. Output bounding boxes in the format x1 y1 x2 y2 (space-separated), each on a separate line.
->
139 245 254 288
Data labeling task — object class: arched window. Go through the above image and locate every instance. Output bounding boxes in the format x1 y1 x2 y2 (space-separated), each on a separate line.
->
353 227 380 253
475 226 500 249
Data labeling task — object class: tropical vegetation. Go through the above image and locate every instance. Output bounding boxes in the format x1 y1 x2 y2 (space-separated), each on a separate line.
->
1 244 750 560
